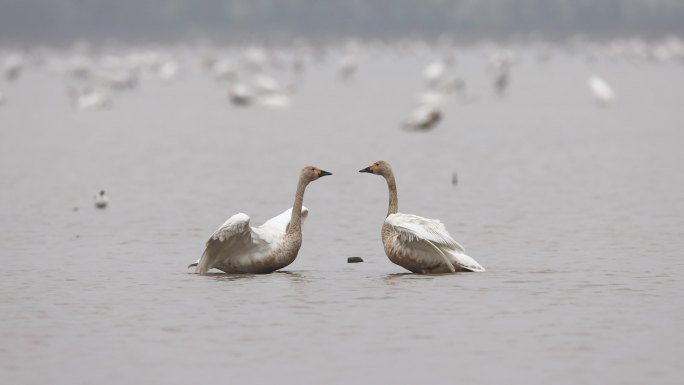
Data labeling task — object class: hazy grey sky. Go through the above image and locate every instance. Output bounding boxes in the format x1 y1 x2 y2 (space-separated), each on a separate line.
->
1 0 683 43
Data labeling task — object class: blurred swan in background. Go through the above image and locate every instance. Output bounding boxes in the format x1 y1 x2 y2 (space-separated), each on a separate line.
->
68 87 111 111
423 60 446 87
588 75 615 107
189 166 332 274
338 54 358 80
156 59 179 82
229 83 252 106
3 54 24 81
402 103 442 130
359 161 485 274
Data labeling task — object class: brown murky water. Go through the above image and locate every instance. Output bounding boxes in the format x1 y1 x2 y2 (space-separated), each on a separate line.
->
1 47 683 384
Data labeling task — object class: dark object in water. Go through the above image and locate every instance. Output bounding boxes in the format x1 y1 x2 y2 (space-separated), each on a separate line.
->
347 257 364 263
451 172 458 186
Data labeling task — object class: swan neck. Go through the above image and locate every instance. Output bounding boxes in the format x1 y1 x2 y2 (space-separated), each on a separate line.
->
287 176 308 235
385 171 398 217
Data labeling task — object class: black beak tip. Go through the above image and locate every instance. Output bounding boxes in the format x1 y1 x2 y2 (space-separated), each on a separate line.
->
319 170 332 177
359 167 372 173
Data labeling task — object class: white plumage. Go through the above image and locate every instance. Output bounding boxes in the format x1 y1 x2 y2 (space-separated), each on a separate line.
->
360 160 484 274
588 75 615 107
189 207 308 274
94 190 108 209
385 213 485 273
402 103 442 130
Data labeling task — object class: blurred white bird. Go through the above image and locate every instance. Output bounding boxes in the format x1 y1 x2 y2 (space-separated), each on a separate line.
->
258 93 292 109
3 54 24 81
423 60 446 87
68 87 111 111
588 75 615 107
403 103 442 130
229 83 252 106
156 60 179 81
211 59 238 82
338 54 358 80
252 75 281 94
94 190 108 209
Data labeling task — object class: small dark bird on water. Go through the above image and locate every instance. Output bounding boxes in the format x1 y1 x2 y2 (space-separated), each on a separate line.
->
347 257 364 263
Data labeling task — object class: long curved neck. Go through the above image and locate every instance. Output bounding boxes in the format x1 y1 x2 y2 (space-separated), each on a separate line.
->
287 176 308 235
384 171 398 217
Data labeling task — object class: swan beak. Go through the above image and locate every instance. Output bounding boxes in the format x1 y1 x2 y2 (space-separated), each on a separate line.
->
318 170 332 177
359 167 372 173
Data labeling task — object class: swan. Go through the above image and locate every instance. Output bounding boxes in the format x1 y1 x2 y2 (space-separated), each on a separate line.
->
94 190 108 209
189 166 332 274
359 161 485 274
423 60 446 87
68 87 111 111
402 103 442 130
228 83 252 106
3 54 24 81
588 75 615 107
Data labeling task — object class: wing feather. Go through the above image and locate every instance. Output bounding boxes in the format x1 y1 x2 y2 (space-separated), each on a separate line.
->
386 213 465 251
196 213 253 274
386 213 485 272
259 206 308 233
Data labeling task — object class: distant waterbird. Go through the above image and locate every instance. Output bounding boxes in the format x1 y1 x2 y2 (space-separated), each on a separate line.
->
359 161 485 274
588 75 615 107
402 103 442 131
94 190 108 209
189 166 332 274
3 54 24 81
68 87 111 111
228 83 252 106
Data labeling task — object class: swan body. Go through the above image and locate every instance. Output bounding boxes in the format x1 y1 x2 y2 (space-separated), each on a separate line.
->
157 60 179 81
588 75 615 106
382 213 485 273
360 161 485 274
403 103 442 130
3 54 24 81
258 93 291 109
190 166 331 274
423 60 446 87
69 88 111 110
229 83 252 106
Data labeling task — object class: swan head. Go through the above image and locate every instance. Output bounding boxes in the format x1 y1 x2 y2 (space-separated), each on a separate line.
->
301 166 332 182
359 160 391 176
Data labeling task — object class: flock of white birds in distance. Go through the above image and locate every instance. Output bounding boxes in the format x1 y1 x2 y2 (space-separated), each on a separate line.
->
2 37 684 124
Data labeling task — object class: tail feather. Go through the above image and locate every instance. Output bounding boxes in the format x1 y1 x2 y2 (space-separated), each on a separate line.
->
196 251 213 274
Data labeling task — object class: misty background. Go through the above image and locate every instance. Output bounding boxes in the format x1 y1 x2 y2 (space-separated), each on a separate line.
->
1 0 684 44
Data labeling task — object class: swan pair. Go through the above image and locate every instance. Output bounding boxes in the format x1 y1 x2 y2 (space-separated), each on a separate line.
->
189 161 485 275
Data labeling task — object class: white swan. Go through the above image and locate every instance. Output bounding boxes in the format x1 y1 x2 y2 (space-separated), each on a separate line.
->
3 54 24 81
360 161 484 274
588 75 615 107
68 87 111 111
94 190 108 209
189 166 332 274
423 60 446 87
228 83 252 106
402 103 442 130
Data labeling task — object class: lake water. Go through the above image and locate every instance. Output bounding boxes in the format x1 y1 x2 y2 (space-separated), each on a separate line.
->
1 44 683 384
